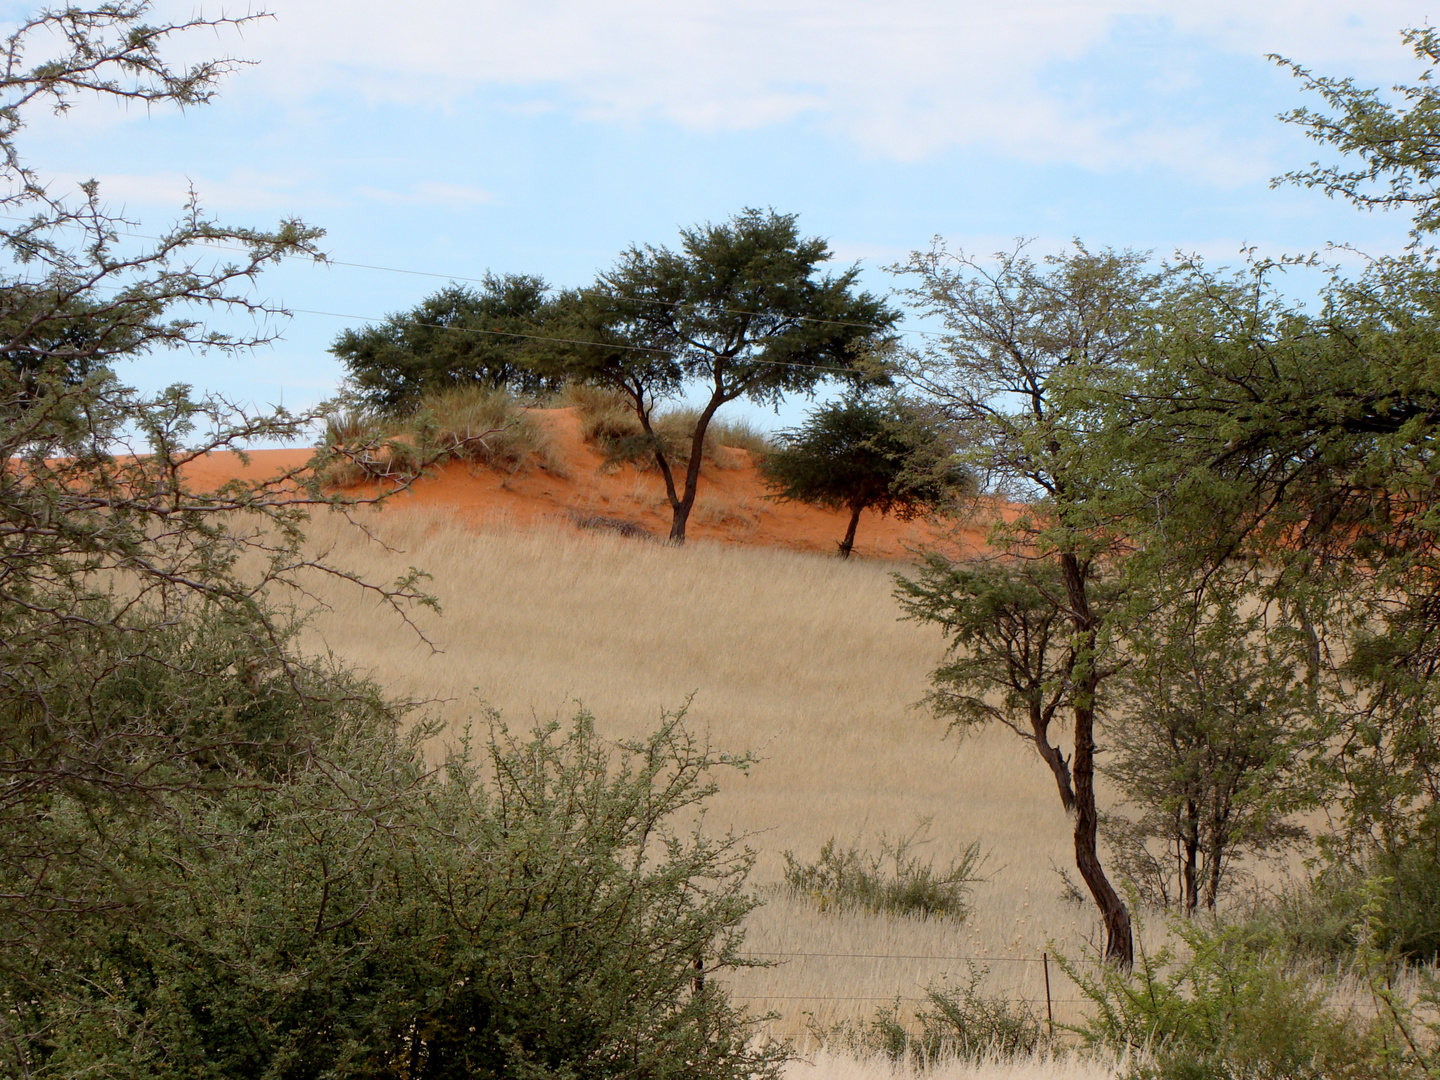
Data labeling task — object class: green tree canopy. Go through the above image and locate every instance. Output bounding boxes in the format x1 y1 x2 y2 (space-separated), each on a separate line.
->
554 208 899 542
332 274 565 411
760 394 971 557
1274 26 1440 236
892 241 1169 966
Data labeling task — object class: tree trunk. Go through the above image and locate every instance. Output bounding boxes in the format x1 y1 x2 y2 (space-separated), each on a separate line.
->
1182 801 1200 917
668 396 726 544
1059 550 1134 967
1029 702 1076 812
1072 695 1134 967
631 391 684 521
837 504 863 558
1205 817 1226 910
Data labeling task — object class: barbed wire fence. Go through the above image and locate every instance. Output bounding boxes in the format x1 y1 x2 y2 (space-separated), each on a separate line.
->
720 948 1099 1038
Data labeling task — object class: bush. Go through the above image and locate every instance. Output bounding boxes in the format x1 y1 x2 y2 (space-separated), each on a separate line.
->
818 963 1046 1064
1232 838 1440 965
9 707 784 1080
557 384 770 469
782 825 983 920
683 409 773 456
417 384 556 471
320 385 558 485
1063 918 1400 1080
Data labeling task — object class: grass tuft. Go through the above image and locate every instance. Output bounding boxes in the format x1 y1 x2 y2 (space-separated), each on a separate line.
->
557 383 772 470
815 963 1049 1065
319 386 560 486
416 386 555 473
783 825 984 921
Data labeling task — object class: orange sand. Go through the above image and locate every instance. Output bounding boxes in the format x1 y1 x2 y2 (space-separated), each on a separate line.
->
181 407 991 561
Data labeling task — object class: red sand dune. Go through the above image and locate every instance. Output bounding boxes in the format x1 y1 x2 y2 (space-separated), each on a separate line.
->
182 407 990 561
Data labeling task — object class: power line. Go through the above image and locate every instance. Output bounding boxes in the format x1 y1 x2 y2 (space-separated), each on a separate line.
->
292 305 888 378
0 211 946 340
40 274 895 378
725 995 1089 1004
326 256 918 338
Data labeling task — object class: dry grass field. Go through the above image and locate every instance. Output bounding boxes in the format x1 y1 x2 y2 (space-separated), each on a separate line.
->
282 502 1193 1080
783 1049 1122 1080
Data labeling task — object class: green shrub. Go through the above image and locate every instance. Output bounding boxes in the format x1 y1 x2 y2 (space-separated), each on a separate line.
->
9 708 784 1080
1063 918 1400 1080
1232 840 1440 965
669 408 772 456
558 384 770 468
586 407 720 472
417 384 555 472
817 963 1046 1064
782 825 983 920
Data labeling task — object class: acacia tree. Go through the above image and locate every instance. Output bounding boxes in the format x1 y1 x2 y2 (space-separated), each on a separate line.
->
1093 243 1440 947
892 242 1166 965
0 0 447 1038
560 209 899 543
332 274 566 411
1101 594 1320 914
1274 25 1440 237
760 394 972 557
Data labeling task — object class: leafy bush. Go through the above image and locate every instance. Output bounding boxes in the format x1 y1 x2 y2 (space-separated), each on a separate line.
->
782 825 983 920
9 707 784 1080
818 964 1046 1064
683 409 774 456
1231 836 1440 965
555 381 638 436
1063 918 1399 1080
417 384 557 471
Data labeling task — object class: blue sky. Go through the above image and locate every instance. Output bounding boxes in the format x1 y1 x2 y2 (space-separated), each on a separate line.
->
7 0 1439 433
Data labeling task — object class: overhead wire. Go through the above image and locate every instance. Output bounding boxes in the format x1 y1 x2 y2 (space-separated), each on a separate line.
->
0 210 948 340
56 274 895 377
290 304 892 378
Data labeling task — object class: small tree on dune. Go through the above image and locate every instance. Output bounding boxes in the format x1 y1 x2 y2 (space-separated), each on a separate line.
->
760 395 972 557
549 208 900 543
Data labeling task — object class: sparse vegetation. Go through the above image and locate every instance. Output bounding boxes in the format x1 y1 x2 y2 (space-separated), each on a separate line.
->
822 965 1049 1065
783 827 984 921
320 384 559 485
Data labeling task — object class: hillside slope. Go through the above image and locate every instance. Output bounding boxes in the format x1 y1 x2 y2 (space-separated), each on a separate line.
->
183 406 990 559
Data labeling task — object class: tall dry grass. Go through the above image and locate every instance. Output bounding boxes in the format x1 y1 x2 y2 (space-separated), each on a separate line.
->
291 507 1162 1036
784 1049 1121 1080
554 381 772 464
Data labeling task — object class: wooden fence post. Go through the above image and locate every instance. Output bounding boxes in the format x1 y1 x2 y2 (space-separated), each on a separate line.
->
1043 952 1054 1037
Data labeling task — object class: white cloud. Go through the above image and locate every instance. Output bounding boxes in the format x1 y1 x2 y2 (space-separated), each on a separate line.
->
100 1 1440 172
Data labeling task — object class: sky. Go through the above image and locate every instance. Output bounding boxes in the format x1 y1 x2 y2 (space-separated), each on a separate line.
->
6 0 1439 433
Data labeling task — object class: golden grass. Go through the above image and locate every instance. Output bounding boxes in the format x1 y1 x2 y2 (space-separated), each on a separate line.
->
292 507 1165 1037
785 1048 1121 1080
554 381 771 467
